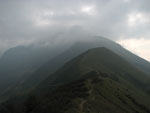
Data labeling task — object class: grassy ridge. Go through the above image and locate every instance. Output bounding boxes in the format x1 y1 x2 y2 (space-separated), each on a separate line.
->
0 47 150 113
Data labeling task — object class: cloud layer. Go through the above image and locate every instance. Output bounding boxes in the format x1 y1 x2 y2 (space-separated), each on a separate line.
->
0 0 150 60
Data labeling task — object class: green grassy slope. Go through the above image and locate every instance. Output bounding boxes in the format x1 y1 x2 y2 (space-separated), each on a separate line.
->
17 37 150 96
3 37 149 104
40 47 150 92
1 73 150 113
32 47 150 113
34 75 150 113
0 47 150 113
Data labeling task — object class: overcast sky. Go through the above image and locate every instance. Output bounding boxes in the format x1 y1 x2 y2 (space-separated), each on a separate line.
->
0 0 150 61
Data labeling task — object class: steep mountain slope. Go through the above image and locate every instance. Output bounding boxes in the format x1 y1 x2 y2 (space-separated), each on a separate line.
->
22 37 150 91
27 47 150 113
1 47 150 113
41 37 150 76
1 37 150 103
33 76 150 113
40 47 150 91
0 45 65 100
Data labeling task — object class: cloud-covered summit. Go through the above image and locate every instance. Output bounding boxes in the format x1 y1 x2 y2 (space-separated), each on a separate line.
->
0 0 150 60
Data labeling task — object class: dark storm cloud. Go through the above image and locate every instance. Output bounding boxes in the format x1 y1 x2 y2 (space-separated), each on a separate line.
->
0 0 150 54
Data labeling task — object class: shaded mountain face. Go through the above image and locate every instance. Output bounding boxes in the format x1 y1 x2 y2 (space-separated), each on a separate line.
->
1 47 150 113
29 37 150 83
28 76 150 113
20 37 150 91
1 36 150 102
34 47 150 113
0 45 66 98
39 47 150 91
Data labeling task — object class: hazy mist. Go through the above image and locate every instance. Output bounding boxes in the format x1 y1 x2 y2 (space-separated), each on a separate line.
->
0 0 150 60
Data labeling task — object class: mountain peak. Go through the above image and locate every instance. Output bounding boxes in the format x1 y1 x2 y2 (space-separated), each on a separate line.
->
41 47 150 91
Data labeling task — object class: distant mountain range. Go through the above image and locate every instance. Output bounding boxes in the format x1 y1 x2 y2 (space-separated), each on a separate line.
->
0 36 150 113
